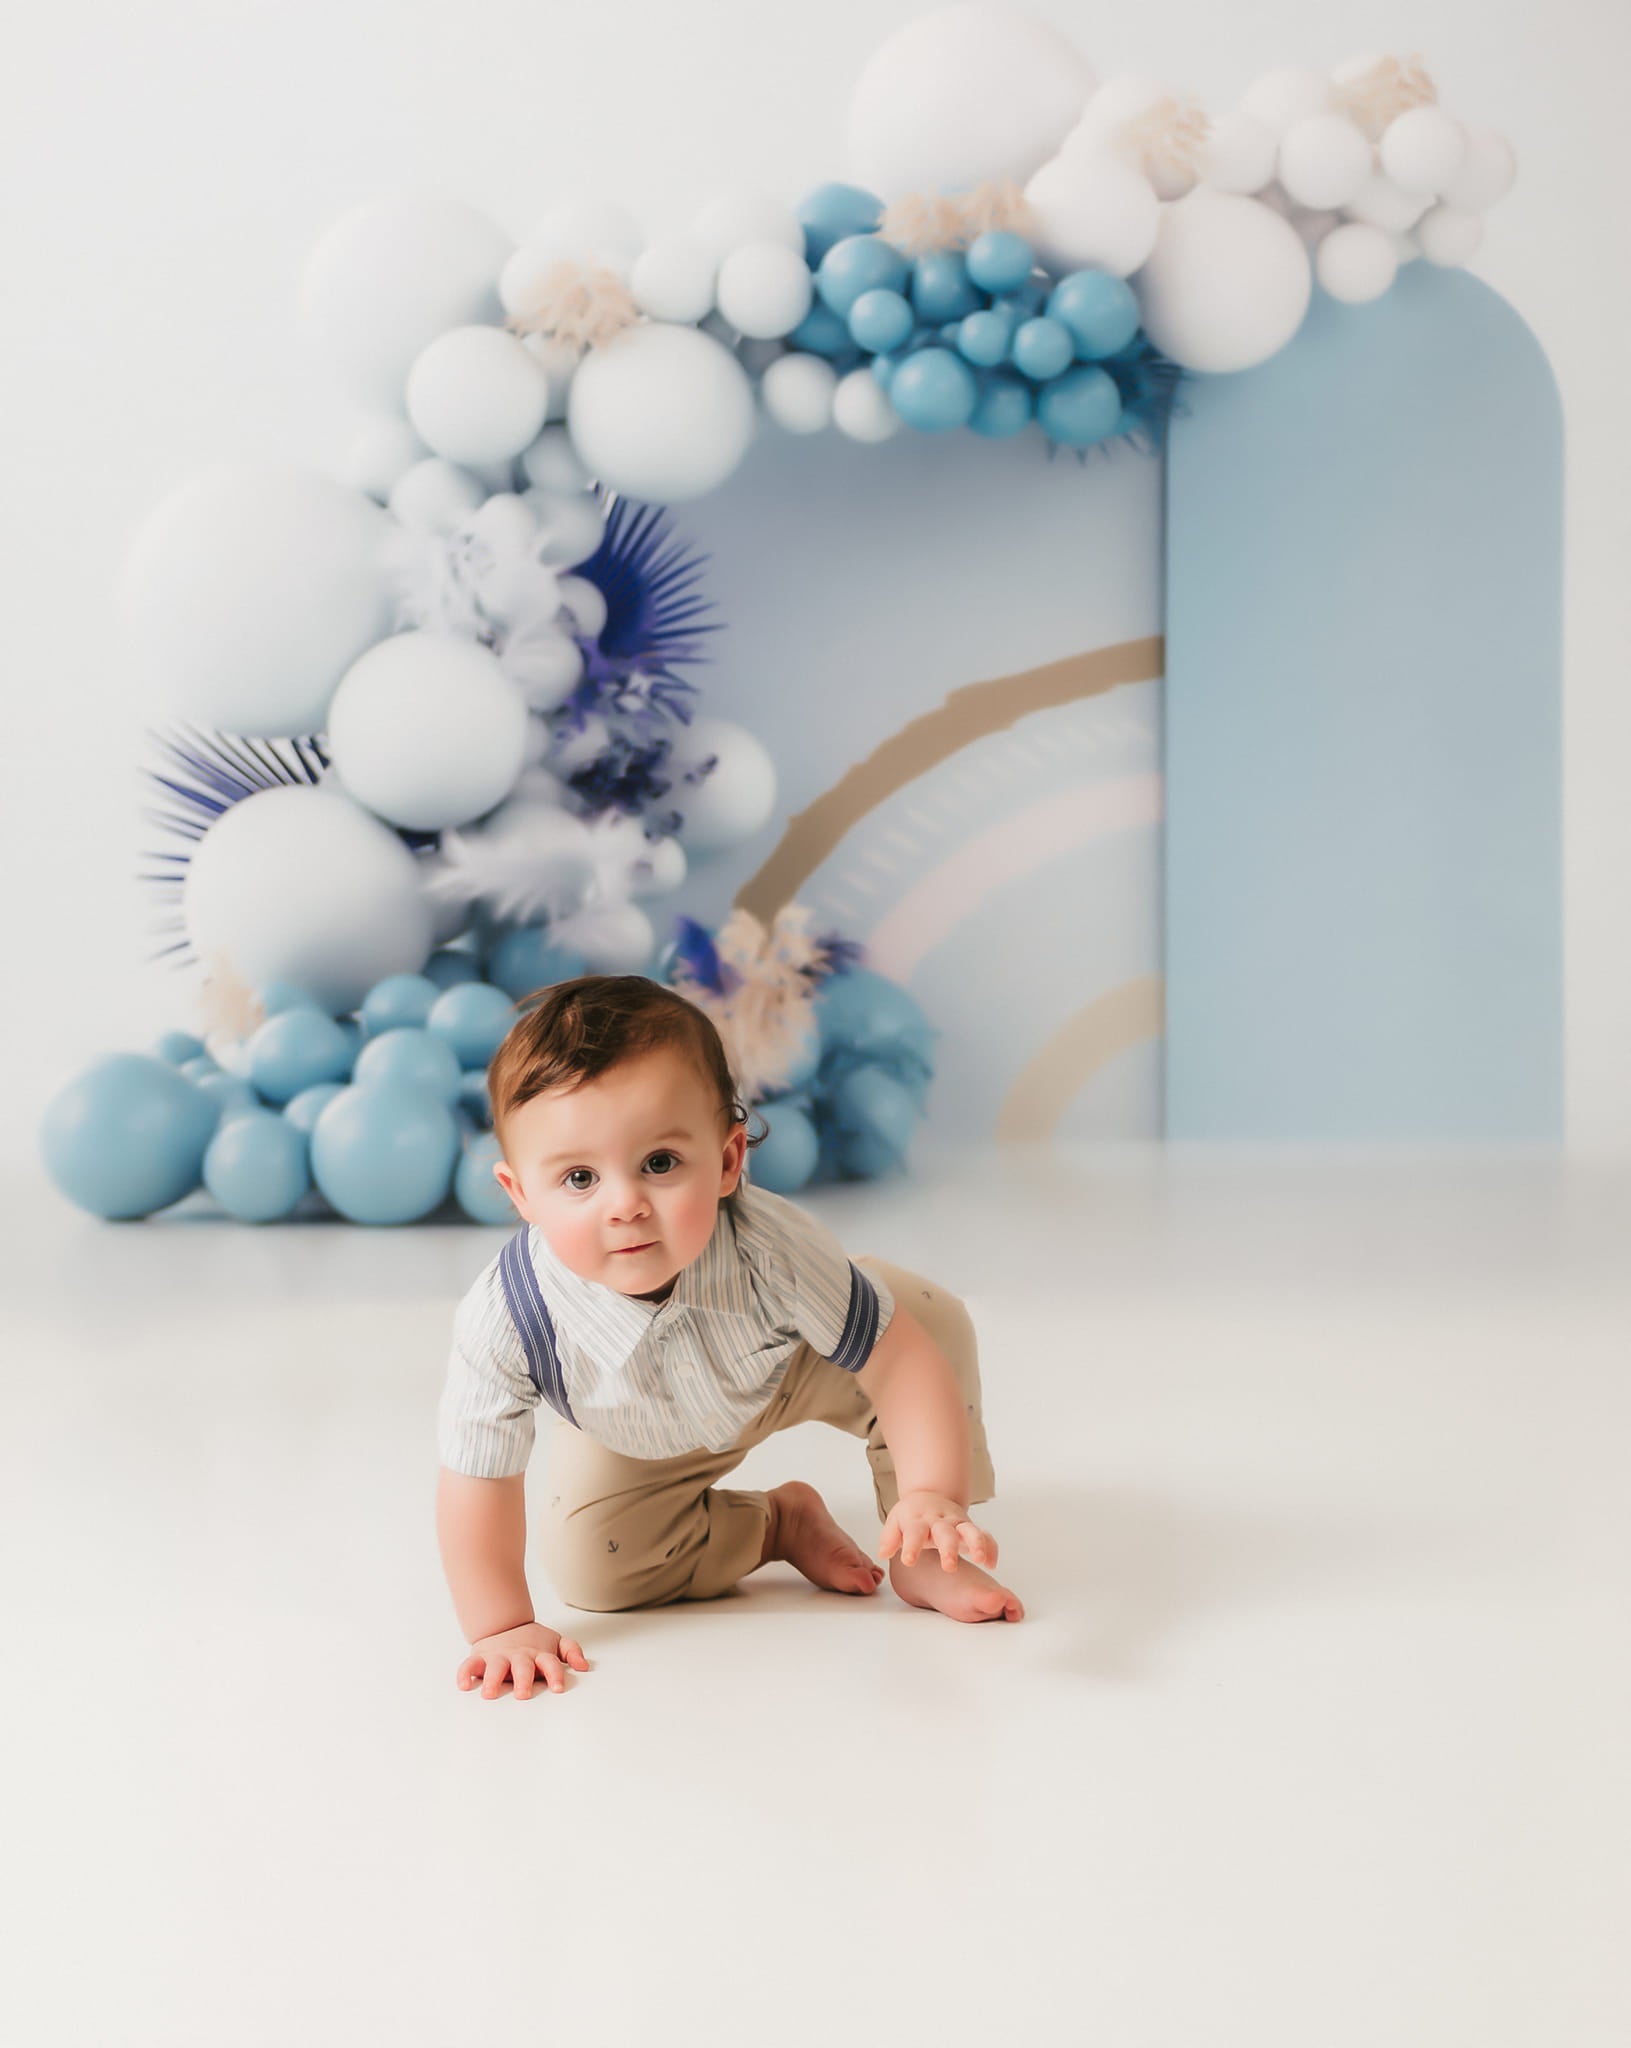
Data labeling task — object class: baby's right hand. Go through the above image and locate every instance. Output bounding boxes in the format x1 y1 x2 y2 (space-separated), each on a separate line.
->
458 1621 591 1700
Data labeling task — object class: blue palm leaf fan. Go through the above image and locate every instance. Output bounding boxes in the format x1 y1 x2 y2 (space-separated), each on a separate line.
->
573 495 722 725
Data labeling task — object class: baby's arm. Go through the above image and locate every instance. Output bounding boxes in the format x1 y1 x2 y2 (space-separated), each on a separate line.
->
855 1310 999 1572
436 1469 590 1698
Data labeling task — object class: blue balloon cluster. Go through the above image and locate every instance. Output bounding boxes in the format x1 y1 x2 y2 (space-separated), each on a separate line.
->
793 183 1146 449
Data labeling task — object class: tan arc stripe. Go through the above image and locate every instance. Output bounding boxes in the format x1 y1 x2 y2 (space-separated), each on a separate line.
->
996 975 1166 1145
733 635 1165 924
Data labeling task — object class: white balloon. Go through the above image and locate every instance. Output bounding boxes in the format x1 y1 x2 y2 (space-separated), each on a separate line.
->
119 464 394 737
1200 111 1278 194
567 324 756 502
1065 76 1200 201
520 488 606 567
416 849 475 945
1415 204 1484 267
552 900 656 974
1315 222 1398 303
1277 113 1373 211
556 574 608 639
326 632 529 832
1023 151 1160 277
388 458 488 535
762 353 838 434
628 833 686 898
406 326 550 469
184 786 433 1012
1134 188 1312 374
846 2 1096 200
715 241 813 340
631 235 719 323
1238 67 1332 134
1391 229 1422 266
831 368 900 443
1343 170 1431 233
500 618 584 713
337 416 431 502
434 797 598 924
689 192 805 266
1439 127 1517 212
1288 205 1341 252
518 332 581 421
499 244 563 321
520 424 593 496
524 197 643 269
298 192 511 414
1379 107 1466 195
665 717 777 854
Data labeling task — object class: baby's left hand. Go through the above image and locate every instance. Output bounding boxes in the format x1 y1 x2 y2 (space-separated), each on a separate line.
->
879 1491 999 1572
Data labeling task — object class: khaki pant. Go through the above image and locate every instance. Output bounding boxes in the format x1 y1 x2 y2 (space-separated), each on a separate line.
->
535 1256 997 1612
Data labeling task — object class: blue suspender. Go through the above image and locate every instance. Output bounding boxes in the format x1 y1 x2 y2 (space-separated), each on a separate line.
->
497 1228 580 1429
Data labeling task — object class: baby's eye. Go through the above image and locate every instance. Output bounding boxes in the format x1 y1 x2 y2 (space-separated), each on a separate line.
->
564 1168 596 1192
646 1151 679 1175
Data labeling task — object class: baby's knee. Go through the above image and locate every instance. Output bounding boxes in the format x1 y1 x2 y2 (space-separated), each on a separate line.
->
537 1511 658 1613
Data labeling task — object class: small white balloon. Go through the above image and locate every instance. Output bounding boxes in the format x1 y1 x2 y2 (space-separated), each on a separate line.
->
627 834 686 898
631 235 718 323
1415 204 1484 267
519 423 593 496
1439 127 1517 212
518 332 581 421
525 197 643 269
567 323 756 502
690 191 805 265
1239 68 1333 134
1200 111 1279 194
499 244 565 321
1277 113 1373 211
666 717 777 854
553 901 656 974
1315 221 1399 303
1134 188 1312 374
1379 106 1467 195
1343 170 1431 233
500 618 584 713
337 416 431 503
327 632 529 832
1391 229 1422 266
831 368 900 443
556 574 608 639
715 241 814 340
388 458 488 536
762 353 839 434
406 326 551 469
1023 150 1160 276
519 488 606 568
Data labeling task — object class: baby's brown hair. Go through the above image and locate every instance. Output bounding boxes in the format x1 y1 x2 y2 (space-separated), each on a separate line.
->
487 973 761 1163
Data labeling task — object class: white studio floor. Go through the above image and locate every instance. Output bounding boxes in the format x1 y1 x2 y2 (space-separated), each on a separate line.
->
3 1141 1629 2048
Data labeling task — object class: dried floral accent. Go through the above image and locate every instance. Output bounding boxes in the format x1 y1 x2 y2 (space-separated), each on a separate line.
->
957 178 1032 240
1334 54 1438 140
197 949 265 1045
670 903 836 1104
878 190 974 256
504 260 641 353
1115 95 1213 184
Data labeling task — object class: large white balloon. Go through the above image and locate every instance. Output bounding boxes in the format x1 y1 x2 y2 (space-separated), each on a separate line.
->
387 457 488 535
298 192 512 414
567 324 756 502
631 236 719 323
406 326 551 469
715 241 813 339
184 786 433 1012
327 632 529 832
551 900 656 973
1134 188 1312 373
665 717 777 853
846 2 1096 200
119 464 395 737
1023 151 1160 276
337 416 431 503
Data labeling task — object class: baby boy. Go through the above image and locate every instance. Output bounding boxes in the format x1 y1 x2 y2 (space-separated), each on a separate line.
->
436 972 1024 1700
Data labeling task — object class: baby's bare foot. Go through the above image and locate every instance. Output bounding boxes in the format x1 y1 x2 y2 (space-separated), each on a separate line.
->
888 1550 1025 1623
765 1480 885 1596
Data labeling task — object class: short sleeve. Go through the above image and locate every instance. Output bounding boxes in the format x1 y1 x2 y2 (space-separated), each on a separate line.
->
733 1180 895 1374
436 1269 540 1478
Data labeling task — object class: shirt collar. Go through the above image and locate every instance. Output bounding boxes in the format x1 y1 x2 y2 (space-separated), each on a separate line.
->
525 1198 745 1367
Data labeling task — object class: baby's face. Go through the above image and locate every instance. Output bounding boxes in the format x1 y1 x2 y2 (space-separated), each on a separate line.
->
492 1045 746 1300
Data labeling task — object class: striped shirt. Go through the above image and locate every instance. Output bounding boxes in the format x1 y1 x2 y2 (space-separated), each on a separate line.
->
437 1176 896 1473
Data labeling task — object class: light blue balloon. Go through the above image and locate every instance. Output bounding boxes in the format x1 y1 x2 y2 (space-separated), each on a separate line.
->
194 1071 260 1126
1037 363 1122 446
969 370 1035 438
285 1082 346 1136
246 1006 355 1105
424 947 482 990
831 1065 919 1178
354 1027 463 1104
911 250 981 324
870 349 905 391
257 981 313 1018
310 1083 460 1225
179 1055 220 1084
889 348 978 432
203 1109 311 1222
360 973 439 1035
815 968 937 1066
815 235 909 319
155 1031 205 1067
956 308 1016 368
335 1019 362 1065
40 1053 220 1219
965 229 1034 296
1047 269 1141 360
787 303 852 359
748 1105 820 1194
457 1071 493 1128
485 926 587 1003
454 1134 518 1225
1011 315 1075 381
847 287 913 355
427 981 518 1069
796 182 883 264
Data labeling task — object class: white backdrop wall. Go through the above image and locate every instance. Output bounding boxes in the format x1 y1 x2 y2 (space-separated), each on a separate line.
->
3 0 1626 1166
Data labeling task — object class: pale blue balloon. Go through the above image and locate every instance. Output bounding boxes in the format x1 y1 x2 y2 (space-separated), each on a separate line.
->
832 1066 919 1178
424 947 482 990
815 968 937 1066
310 1083 460 1225
787 303 853 359
194 1071 261 1125
285 1082 346 1136
203 1109 311 1222
360 973 440 1035
246 1006 355 1105
796 182 883 264
485 926 587 1003
748 1105 820 1193
39 1053 218 1219
911 251 981 324
848 287 913 355
354 1027 463 1104
179 1055 220 1084
1011 315 1075 381
428 980 518 1068
815 235 909 319
965 230 1034 296
155 1031 205 1067
956 308 1016 368
454 1134 518 1225
889 348 978 432
335 1019 362 1065
1037 364 1122 447
1046 269 1141 360
870 349 904 391
457 1071 493 1127
970 370 1035 438
258 981 313 1018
